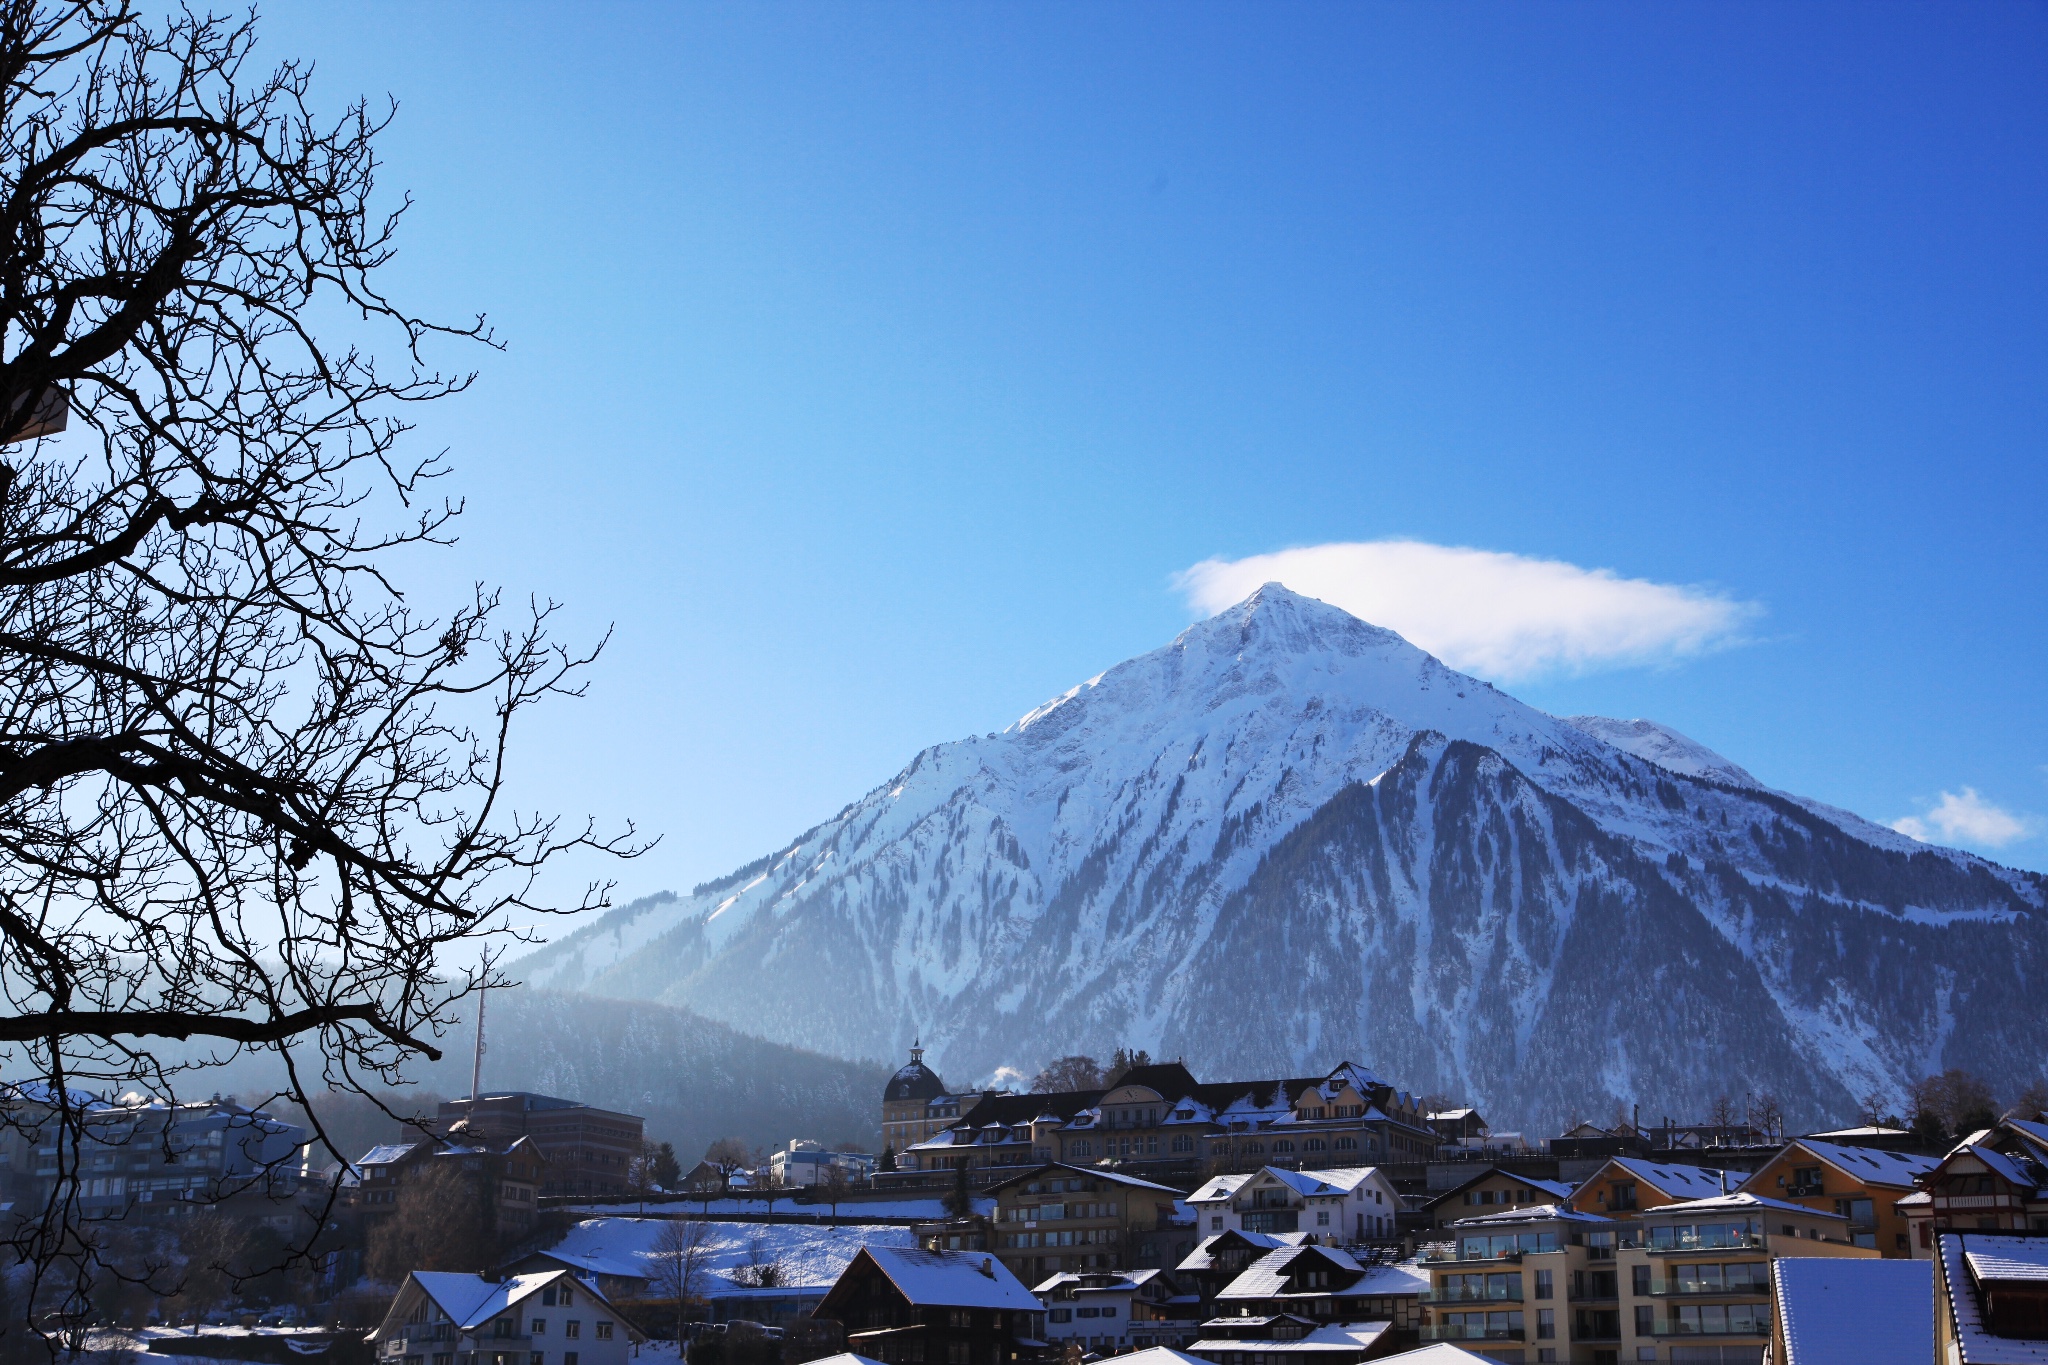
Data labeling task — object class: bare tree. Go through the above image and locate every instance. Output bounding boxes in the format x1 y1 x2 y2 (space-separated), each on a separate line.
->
363 1161 494 1282
819 1159 852 1221
1705 1095 1740 1133
2009 1078 2048 1124
1746 1092 1784 1141
0 0 637 1325
1030 1056 1102 1093
1909 1070 1999 1140
704 1137 751 1194
649 1218 712 1342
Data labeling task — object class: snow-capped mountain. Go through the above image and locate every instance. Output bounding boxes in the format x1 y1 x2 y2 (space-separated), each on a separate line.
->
516 585 2045 1128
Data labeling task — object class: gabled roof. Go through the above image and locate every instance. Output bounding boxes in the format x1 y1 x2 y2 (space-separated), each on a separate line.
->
1773 1258 1933 1365
1214 1244 1373 1301
983 1162 1182 1195
359 1143 421 1166
1259 1166 1387 1197
1175 1230 1297 1272
1420 1165 1574 1209
1770 1139 1938 1190
1186 1324 1392 1355
1373 1345 1499 1364
841 1246 1041 1312
1597 1157 1734 1201
409 1271 571 1330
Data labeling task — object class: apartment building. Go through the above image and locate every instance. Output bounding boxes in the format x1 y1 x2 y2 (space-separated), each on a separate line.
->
1419 1192 1874 1364
437 1092 643 1198
1735 1138 1935 1255
983 1161 1187 1283
1423 1169 1577 1230
892 1062 1440 1182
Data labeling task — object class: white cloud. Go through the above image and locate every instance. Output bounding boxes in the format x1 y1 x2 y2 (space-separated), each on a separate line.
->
1891 788 2036 849
1173 539 1761 681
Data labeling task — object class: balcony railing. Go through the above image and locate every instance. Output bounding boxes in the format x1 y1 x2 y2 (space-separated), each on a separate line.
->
1647 1280 1770 1298
1636 1232 1768 1254
1417 1326 1524 1343
1419 1246 1524 1264
1420 1286 1523 1305
1652 1324 1770 1339
1784 1180 1824 1197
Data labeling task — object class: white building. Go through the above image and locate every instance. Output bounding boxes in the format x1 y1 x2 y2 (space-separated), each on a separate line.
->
769 1139 877 1187
1187 1166 1400 1245
1034 1268 1199 1353
369 1268 644 1365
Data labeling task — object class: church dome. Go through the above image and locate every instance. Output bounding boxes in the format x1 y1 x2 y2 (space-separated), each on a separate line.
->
885 1046 947 1104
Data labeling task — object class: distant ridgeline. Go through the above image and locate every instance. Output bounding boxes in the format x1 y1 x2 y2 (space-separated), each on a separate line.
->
517 587 2047 1130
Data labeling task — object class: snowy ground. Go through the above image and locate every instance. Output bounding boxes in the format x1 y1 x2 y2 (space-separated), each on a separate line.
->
557 1197 990 1222
546 1217 921 1289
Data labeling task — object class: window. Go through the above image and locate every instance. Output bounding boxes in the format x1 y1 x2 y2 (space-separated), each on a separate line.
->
1635 1306 1654 1336
594 1325 612 1342
1334 1137 1357 1151
946 1344 971 1365
1102 1308 1116 1319
1536 1309 1555 1339
1211 1216 1223 1230
564 1355 577 1365
529 1355 544 1365
563 1323 580 1340
1304 1139 1326 1151
1534 1270 1553 1300
542 1289 558 1307
1632 1265 1651 1296
1273 1141 1294 1154
1317 1211 1330 1226
1049 1310 1071 1324
530 1321 546 1335
560 1291 573 1308
495 1321 516 1340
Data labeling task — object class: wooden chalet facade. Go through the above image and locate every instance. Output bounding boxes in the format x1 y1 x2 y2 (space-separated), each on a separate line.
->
1735 1136 1936 1255
816 1245 1046 1365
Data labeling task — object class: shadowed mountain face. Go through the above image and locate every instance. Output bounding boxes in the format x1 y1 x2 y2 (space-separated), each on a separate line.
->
518 586 2045 1130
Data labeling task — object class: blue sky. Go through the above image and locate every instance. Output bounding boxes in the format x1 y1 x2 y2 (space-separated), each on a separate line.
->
260 1 2047 902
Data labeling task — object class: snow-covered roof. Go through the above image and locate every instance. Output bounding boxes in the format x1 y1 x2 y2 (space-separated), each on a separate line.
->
1261 1166 1385 1197
857 1246 1041 1311
1114 1349 1207 1365
410 1272 567 1330
1424 1167 1572 1206
1772 1257 1933 1365
1804 1126 1911 1140
1646 1192 1846 1221
1940 1234 2048 1365
1788 1139 1939 1188
1176 1231 1296 1272
1347 1262 1431 1296
1953 1142 2048 1196
1215 1245 1388 1301
1188 1174 1251 1204
804 1355 888 1365
1600 1157 1735 1201
1033 1271 1142 1295
988 1164 1183 1194
1450 1203 1614 1228
1372 1345 1495 1364
359 1143 420 1166
1188 1325 1390 1355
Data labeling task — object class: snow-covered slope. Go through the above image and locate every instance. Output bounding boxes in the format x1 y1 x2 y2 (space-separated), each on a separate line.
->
516 585 2046 1128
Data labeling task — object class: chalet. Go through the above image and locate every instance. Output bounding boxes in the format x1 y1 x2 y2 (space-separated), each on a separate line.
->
1175 1231 1305 1315
1211 1242 1428 1337
368 1268 644 1365
1418 1169 1574 1230
816 1245 1044 1365
1899 1118 2048 1255
1561 1156 1731 1220
1934 1232 2048 1360
1736 1137 1937 1254
1188 1166 1400 1246
1034 1267 1198 1353
983 1161 1188 1282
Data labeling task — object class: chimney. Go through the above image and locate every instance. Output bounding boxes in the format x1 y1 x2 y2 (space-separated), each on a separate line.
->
980 1257 994 1278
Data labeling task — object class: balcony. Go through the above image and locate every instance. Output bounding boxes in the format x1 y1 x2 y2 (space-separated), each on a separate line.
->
1421 1286 1523 1305
1417 1325 1524 1343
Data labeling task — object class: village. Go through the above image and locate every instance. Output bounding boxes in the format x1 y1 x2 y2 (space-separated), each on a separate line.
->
7 1048 2046 1365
